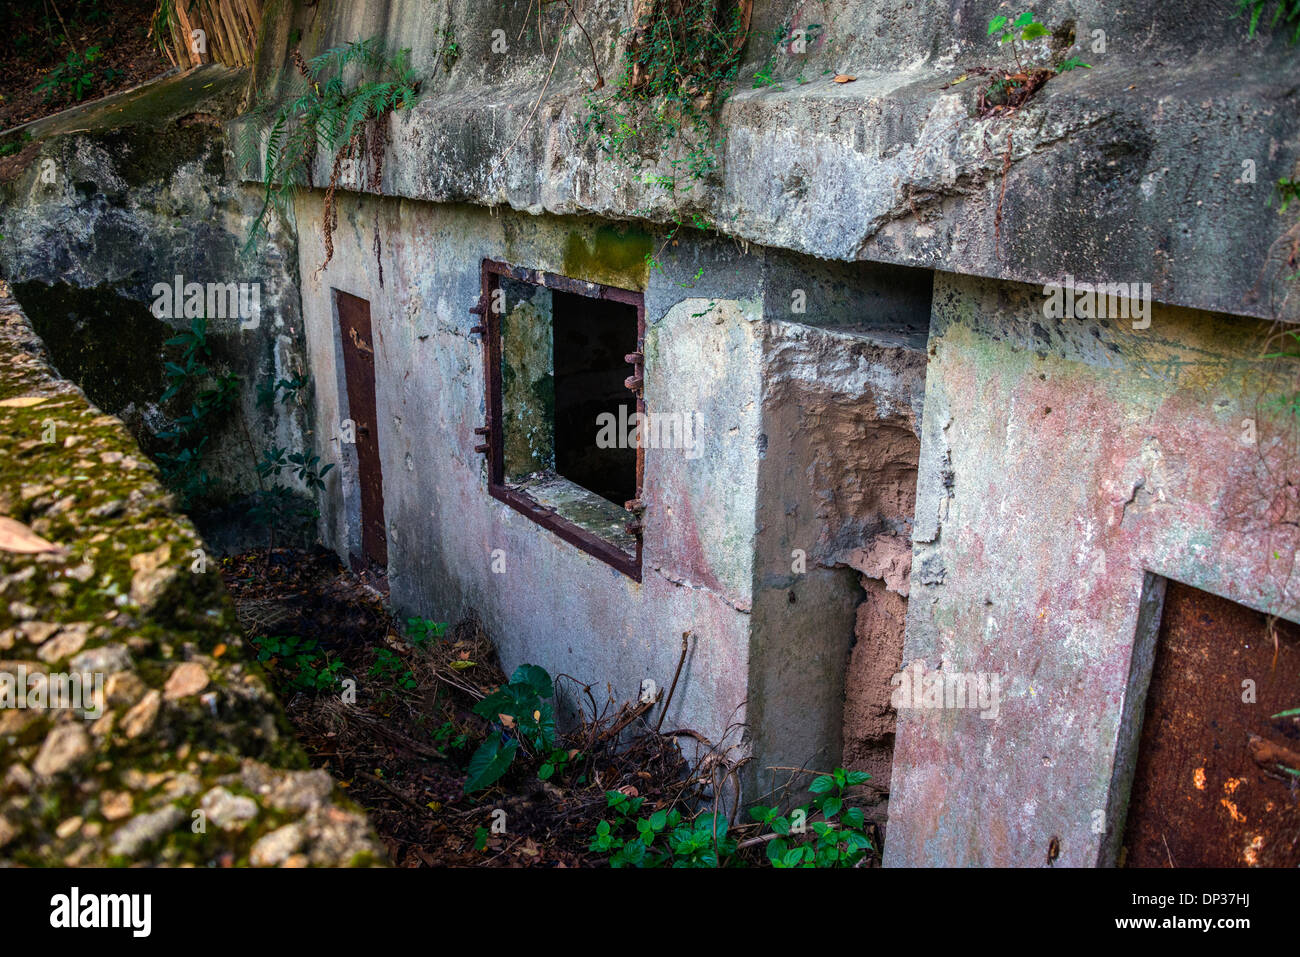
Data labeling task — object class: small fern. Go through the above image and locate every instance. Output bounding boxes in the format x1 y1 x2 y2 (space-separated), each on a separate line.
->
239 37 421 267
1235 0 1300 43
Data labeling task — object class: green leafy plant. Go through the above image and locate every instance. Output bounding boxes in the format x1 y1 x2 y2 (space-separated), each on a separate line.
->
369 647 416 691
256 372 310 410
748 768 875 867
583 2 748 199
1275 177 1300 214
1234 0 1300 43
249 445 335 547
431 719 470 752
405 617 449 650
0 132 34 158
980 12 1087 115
463 664 559 793
987 12 1050 73
237 37 420 265
590 790 736 867
252 634 346 692
155 317 241 507
35 46 103 103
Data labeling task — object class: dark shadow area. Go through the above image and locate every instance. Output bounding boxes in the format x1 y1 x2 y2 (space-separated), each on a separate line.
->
552 288 637 505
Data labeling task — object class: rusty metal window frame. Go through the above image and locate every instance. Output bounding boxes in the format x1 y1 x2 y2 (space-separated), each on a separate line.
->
471 259 645 580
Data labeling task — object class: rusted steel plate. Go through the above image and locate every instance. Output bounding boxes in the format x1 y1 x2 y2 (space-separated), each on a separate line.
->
336 290 387 569
1122 580 1300 867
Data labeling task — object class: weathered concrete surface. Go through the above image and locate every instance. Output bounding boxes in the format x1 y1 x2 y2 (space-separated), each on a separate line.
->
0 285 381 866
240 0 1300 322
0 66 309 535
294 190 755 761
752 318 926 815
885 271 1300 867
292 181 932 787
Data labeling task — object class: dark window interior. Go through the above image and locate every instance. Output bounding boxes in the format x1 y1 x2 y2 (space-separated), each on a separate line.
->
552 289 637 506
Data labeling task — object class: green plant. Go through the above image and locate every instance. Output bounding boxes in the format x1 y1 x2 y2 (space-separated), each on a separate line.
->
405 617 448 649
431 719 470 752
582 2 748 199
987 12 1050 73
463 664 558 793
435 28 460 69
249 445 335 547
1235 0 1300 43
35 45 103 103
369 647 416 691
748 768 875 867
155 317 241 506
237 37 421 265
590 791 736 867
252 634 346 692
1275 177 1300 213
0 132 33 158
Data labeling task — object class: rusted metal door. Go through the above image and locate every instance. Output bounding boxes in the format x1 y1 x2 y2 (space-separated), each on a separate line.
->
1122 580 1300 867
336 290 387 569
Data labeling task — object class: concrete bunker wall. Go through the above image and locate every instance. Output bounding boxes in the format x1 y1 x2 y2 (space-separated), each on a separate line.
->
886 271 1300 867
292 190 929 795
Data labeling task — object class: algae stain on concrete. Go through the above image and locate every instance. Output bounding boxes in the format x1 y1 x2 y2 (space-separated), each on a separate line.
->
562 226 652 291
10 281 167 414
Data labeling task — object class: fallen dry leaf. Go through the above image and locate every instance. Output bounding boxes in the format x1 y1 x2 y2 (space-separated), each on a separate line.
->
0 396 47 408
833 74 857 83
0 516 59 553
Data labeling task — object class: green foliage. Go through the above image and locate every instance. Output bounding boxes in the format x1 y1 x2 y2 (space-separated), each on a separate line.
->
1275 177 1300 213
405 617 449 649
1235 0 1300 43
34 46 104 104
369 647 416 691
986 11 1050 73
1057 55 1092 72
155 317 240 507
463 664 559 793
237 37 420 253
0 132 34 158
583 3 747 198
590 790 736 867
748 768 875 867
248 445 334 547
431 719 470 752
252 634 346 692
256 372 309 410
435 28 460 69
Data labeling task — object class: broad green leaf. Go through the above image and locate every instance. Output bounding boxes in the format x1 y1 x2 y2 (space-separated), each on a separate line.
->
810 774 835 794
463 735 518 793
511 663 554 699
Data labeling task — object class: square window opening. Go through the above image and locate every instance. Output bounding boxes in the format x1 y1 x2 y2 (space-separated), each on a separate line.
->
477 261 644 579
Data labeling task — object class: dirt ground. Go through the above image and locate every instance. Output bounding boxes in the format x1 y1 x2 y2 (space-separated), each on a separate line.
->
219 546 772 867
0 0 171 134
